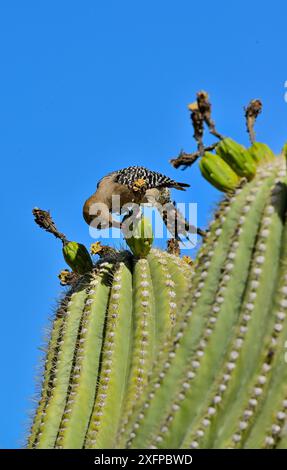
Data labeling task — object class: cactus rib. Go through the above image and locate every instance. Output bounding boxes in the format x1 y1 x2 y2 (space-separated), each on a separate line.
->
35 283 88 448
118 259 156 438
55 266 112 448
27 294 71 448
85 262 133 448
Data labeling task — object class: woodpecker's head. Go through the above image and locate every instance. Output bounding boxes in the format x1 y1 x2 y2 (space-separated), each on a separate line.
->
83 194 96 225
83 189 121 230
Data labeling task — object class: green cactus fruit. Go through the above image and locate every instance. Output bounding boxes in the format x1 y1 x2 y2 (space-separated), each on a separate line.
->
199 152 240 192
248 142 275 164
62 241 93 274
29 145 287 449
124 216 154 258
216 137 257 180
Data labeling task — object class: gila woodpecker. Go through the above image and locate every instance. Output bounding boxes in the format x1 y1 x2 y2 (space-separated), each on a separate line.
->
83 166 204 239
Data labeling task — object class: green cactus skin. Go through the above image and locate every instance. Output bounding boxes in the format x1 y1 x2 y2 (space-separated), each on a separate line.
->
29 150 287 449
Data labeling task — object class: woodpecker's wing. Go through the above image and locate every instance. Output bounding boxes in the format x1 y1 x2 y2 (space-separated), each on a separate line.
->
113 166 190 191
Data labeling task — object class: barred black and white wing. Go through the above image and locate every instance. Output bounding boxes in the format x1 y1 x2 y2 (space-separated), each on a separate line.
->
113 166 190 191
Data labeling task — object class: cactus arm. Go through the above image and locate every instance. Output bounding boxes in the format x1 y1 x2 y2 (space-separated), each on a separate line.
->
181 174 287 449
55 267 112 448
152 176 275 449
85 262 133 449
212 177 287 449
35 285 89 449
125 178 264 448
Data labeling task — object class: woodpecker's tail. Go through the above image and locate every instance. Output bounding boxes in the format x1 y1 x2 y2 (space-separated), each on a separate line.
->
171 181 190 191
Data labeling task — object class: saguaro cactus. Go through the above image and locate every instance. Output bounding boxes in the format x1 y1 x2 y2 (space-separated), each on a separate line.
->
28 94 287 448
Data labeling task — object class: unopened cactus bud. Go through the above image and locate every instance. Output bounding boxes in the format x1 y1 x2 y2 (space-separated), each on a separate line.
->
216 138 257 180
32 207 92 275
199 152 240 192
248 142 275 163
62 241 93 274
125 216 153 258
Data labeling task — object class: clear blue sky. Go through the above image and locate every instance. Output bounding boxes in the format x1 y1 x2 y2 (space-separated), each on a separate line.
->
0 1 286 448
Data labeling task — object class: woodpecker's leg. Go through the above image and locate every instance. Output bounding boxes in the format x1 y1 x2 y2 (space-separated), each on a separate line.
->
186 223 207 238
164 200 206 240
196 227 207 238
170 200 206 238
